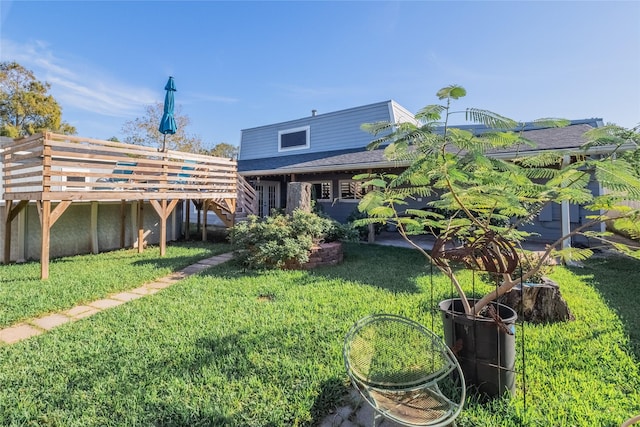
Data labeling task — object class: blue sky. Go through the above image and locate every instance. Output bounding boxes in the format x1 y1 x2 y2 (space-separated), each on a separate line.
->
1 1 639 149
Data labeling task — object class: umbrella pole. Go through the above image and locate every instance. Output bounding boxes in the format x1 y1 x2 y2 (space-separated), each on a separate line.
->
162 134 167 152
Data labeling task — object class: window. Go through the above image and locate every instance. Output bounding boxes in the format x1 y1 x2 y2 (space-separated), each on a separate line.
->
278 126 310 152
310 181 332 201
339 180 367 202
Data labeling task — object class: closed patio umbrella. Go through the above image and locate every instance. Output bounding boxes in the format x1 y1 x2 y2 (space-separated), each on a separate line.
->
158 76 177 152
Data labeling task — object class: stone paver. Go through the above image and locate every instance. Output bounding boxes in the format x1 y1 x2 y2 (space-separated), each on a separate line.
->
0 252 234 345
147 281 173 289
111 292 145 302
88 298 125 310
65 305 101 319
0 323 43 344
30 313 71 331
180 264 209 274
129 286 157 295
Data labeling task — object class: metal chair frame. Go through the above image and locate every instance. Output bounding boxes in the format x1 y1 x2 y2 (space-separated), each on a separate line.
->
344 314 466 427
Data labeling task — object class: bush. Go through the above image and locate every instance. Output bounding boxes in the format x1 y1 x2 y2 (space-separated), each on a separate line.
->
346 209 387 240
231 210 337 269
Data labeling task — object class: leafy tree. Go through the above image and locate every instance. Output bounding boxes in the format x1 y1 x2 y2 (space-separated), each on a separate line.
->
209 142 239 159
356 84 640 316
121 102 204 153
0 61 76 137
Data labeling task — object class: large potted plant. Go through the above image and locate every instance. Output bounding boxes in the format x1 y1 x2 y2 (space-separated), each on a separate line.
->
355 85 640 397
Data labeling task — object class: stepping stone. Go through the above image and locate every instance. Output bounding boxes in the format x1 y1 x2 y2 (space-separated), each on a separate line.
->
111 292 144 302
180 264 209 275
147 281 173 289
30 313 71 331
156 275 184 284
129 287 159 295
0 323 43 344
64 305 100 319
88 299 125 310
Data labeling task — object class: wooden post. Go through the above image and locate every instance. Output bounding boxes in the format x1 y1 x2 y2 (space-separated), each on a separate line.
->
185 199 191 239
41 200 51 279
137 201 144 253
4 200 13 264
202 200 209 241
120 201 126 248
160 199 167 256
90 201 99 253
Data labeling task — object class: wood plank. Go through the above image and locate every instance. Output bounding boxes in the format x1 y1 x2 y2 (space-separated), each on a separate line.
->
6 200 28 222
41 200 51 279
49 201 72 227
4 200 13 264
91 201 99 254
160 199 167 257
137 202 144 253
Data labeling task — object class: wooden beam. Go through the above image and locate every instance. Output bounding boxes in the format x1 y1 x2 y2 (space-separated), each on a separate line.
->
137 201 144 253
4 200 30 263
202 199 209 241
120 201 126 248
41 200 51 279
91 201 99 254
149 199 180 257
159 199 167 257
49 200 71 227
185 199 191 239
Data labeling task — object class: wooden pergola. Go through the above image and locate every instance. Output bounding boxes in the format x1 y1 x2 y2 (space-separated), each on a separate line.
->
2 132 256 279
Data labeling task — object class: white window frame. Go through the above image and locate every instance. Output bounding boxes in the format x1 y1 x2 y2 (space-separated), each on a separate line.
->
278 126 310 152
338 179 367 202
309 181 333 202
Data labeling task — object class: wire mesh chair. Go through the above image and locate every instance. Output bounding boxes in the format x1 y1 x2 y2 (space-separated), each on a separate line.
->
343 314 466 427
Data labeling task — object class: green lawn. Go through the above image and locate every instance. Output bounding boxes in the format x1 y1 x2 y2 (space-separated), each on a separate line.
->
0 243 638 426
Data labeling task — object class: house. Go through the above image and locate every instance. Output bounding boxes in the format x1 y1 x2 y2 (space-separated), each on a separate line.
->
237 100 621 244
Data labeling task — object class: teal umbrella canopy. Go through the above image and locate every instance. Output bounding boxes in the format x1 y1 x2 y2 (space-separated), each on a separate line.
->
159 76 177 151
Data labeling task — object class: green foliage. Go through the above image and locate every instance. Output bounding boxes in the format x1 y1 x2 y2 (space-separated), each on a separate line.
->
208 142 238 159
0 61 76 137
357 84 640 314
231 210 338 269
120 102 204 152
346 208 387 240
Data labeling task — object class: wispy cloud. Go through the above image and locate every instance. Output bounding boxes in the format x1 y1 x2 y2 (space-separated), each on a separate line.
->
1 39 156 117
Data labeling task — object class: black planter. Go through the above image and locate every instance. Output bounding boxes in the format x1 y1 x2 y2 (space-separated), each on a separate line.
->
439 298 517 398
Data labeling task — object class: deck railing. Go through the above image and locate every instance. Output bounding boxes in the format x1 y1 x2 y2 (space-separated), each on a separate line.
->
2 132 238 201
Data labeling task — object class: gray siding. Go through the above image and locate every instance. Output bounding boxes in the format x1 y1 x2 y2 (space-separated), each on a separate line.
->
240 101 406 161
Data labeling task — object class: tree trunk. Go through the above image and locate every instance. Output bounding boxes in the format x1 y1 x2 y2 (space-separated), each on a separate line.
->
286 182 312 215
498 278 574 323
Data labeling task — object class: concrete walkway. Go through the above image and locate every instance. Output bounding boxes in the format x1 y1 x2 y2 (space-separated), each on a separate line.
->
0 252 234 345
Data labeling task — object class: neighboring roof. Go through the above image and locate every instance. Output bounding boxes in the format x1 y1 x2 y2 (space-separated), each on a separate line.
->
239 119 616 176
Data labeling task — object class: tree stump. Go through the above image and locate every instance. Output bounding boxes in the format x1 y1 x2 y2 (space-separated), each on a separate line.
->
498 278 575 323
286 182 312 215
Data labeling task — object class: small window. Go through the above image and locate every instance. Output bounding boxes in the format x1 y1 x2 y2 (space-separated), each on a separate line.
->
310 181 332 201
339 180 367 202
279 126 310 152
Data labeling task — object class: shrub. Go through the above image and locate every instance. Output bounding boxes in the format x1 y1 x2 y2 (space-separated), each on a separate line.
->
346 209 387 240
231 210 337 269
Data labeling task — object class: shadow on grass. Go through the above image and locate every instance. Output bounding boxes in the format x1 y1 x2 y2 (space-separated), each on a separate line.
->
570 255 640 361
310 377 352 425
